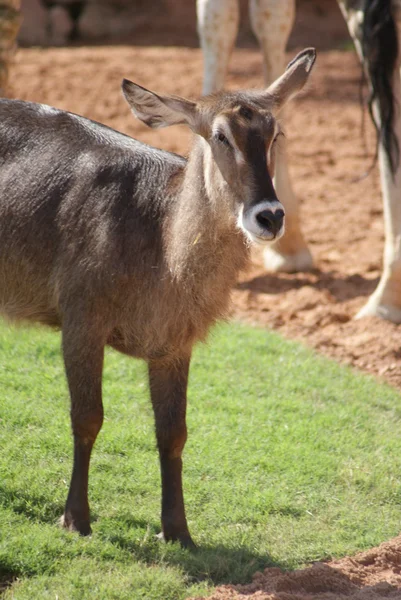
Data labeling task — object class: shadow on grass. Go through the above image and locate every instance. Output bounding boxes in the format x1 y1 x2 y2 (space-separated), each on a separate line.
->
98 515 281 586
1 490 292 587
0 571 17 595
0 484 64 525
0 488 291 587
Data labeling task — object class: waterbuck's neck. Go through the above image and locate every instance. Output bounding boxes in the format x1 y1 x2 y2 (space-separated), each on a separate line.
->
165 136 249 283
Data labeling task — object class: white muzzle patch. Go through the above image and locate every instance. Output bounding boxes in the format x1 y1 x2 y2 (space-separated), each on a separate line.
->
238 200 285 245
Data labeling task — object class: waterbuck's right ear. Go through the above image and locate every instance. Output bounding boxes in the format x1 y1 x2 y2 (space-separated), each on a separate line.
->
122 79 199 130
265 48 316 112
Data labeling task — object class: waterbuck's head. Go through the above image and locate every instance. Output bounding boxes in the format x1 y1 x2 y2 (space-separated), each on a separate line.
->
122 48 316 245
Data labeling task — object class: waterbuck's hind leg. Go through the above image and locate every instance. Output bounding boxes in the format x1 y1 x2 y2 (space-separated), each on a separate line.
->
148 355 195 550
61 314 106 535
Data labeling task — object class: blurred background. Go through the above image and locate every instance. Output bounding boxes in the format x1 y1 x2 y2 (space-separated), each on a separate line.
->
17 0 350 50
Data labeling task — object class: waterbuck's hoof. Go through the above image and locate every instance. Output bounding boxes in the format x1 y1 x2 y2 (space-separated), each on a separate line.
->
156 531 197 550
60 513 92 536
263 247 313 273
178 534 197 550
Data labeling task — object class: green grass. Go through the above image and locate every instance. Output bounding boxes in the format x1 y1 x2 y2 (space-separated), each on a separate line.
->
1 319 401 599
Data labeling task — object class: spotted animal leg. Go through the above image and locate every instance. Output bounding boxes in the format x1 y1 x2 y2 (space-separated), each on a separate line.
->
197 0 239 95
249 0 313 272
340 1 401 322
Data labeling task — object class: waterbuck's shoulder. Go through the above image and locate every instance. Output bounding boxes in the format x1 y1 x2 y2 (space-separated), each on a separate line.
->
0 99 187 169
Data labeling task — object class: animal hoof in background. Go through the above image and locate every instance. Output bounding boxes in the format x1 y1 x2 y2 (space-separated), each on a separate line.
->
156 531 197 550
355 297 401 324
59 512 92 536
263 247 313 273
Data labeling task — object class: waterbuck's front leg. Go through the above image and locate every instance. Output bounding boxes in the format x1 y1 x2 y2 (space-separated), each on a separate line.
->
61 318 105 535
148 356 195 549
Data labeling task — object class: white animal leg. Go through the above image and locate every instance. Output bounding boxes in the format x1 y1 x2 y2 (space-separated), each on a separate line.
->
250 0 313 272
197 0 239 95
356 65 401 322
340 2 401 322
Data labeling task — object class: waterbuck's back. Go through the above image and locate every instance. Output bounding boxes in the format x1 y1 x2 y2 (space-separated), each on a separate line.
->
0 99 186 329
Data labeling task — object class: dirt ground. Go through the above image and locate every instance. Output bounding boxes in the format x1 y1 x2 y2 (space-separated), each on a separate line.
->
8 1 401 597
191 535 401 599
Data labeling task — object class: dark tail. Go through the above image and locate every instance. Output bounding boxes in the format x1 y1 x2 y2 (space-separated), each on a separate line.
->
362 0 399 174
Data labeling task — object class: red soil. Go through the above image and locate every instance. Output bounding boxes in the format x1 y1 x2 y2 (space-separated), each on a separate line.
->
190 535 401 599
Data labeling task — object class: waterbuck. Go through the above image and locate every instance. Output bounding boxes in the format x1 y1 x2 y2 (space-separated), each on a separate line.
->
0 48 315 548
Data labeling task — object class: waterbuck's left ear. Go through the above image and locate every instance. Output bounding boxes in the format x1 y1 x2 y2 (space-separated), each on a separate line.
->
265 48 316 112
122 79 199 130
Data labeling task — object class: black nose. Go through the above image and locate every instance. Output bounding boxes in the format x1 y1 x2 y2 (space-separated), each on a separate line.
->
256 208 285 236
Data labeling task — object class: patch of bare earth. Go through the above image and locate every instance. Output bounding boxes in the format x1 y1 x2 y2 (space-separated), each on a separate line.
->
190 536 401 599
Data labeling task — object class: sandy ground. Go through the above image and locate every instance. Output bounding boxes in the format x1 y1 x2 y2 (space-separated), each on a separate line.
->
7 1 401 595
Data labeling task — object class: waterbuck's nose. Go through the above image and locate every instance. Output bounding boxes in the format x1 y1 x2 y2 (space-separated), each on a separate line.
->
255 207 285 237
239 199 285 245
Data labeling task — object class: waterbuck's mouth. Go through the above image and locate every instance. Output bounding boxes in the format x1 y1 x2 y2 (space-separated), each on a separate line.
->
255 229 282 243
246 227 285 245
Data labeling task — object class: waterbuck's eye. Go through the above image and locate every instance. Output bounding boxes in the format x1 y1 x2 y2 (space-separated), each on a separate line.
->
215 132 231 148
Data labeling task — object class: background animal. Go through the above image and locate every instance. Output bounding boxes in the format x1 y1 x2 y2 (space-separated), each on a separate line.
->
0 49 315 547
197 0 401 323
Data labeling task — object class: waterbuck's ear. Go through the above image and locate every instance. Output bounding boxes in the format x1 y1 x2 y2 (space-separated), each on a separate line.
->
122 79 199 130
265 48 316 112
